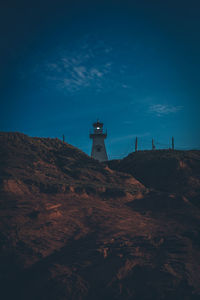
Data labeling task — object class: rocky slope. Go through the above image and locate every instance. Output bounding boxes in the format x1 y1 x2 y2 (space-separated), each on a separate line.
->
0 132 200 300
108 150 200 208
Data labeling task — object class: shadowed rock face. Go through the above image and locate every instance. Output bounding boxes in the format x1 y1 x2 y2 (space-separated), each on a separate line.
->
108 150 200 206
0 132 200 300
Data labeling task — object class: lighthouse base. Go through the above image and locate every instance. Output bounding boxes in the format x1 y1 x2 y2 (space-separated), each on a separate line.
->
91 136 108 162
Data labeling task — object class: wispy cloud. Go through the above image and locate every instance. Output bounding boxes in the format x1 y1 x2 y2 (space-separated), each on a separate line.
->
46 59 112 92
110 132 149 144
123 120 133 125
122 84 129 89
38 36 114 93
149 104 183 116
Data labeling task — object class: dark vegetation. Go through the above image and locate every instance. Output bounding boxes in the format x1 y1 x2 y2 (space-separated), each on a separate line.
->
0 132 200 300
108 150 200 208
108 149 200 192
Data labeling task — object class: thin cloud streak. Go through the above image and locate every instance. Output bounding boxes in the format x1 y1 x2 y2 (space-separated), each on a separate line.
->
149 104 183 116
109 132 150 144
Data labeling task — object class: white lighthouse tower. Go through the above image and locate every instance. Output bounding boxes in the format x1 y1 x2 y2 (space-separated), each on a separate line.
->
89 120 108 162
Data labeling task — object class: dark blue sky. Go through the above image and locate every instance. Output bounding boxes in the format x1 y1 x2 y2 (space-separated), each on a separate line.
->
0 0 200 158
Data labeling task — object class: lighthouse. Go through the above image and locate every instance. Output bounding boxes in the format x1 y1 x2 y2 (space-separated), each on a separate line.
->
89 120 108 162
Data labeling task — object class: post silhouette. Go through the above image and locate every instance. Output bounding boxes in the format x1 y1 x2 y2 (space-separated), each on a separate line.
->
172 136 174 150
135 137 138 152
152 139 155 150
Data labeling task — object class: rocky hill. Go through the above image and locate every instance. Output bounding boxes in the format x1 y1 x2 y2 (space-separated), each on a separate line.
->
0 132 200 300
108 150 200 208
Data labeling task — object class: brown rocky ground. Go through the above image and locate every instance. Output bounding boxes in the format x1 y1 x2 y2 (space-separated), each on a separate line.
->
0 132 200 300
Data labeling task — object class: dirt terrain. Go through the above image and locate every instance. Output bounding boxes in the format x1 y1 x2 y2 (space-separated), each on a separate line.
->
0 132 200 300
